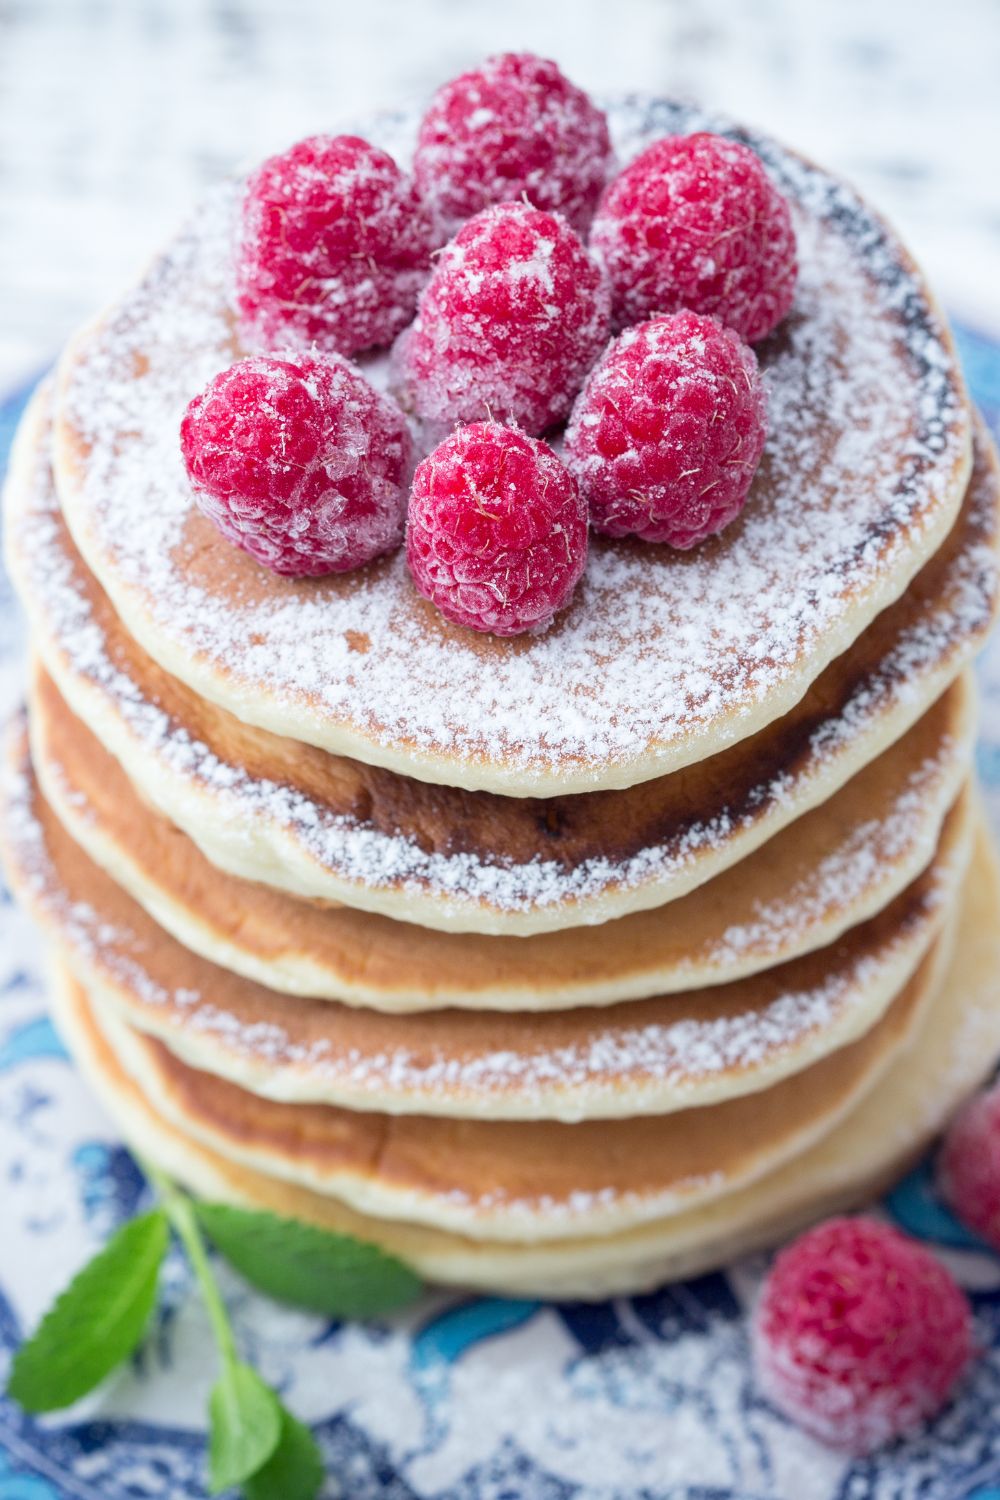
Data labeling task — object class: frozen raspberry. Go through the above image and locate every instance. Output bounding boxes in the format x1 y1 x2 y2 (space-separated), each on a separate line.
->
406 421 587 636
181 354 412 577
565 311 767 548
591 132 798 342
939 1081 1000 1249
391 202 610 438
413 52 613 238
753 1217 973 1454
235 134 434 356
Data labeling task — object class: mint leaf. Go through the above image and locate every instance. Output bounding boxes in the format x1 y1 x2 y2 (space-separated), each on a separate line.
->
243 1401 325 1500
197 1202 421 1317
208 1360 281 1494
7 1208 169 1412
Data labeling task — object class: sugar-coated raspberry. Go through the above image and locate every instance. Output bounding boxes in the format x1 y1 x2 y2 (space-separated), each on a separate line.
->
753 1217 973 1454
391 202 610 438
406 421 587 636
565 311 767 548
180 354 412 577
413 52 613 238
235 134 434 356
591 132 797 342
939 1081 1000 1250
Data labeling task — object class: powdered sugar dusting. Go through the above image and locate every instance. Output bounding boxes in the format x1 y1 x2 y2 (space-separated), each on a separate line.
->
3 732 959 1117
38 721 969 992
10 395 996 921
55 98 971 790
706 761 963 969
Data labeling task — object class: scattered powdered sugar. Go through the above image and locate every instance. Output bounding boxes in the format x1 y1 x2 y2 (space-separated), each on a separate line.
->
40 709 965 984
10 403 993 919
312 954 891 1108
2 746 179 1013
56 98 971 785
705 757 961 968
11 390 995 912
3 733 958 1113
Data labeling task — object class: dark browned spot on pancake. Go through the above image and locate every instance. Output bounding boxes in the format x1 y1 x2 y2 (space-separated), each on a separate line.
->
345 630 371 655
351 786 374 824
538 805 568 840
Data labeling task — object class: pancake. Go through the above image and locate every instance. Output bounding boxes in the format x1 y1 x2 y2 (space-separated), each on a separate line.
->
7 393 998 935
51 99 971 797
85 931 943 1242
1 722 973 1121
31 660 976 1011
46 826 1000 1298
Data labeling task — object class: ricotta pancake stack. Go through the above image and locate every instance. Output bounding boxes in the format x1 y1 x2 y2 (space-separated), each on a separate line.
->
3 95 1000 1299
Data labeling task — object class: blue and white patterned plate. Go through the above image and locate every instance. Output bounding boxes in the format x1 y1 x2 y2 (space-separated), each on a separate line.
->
2 338 1000 1500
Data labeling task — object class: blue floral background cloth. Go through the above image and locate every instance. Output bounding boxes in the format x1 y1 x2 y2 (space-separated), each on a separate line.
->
1 332 1000 1499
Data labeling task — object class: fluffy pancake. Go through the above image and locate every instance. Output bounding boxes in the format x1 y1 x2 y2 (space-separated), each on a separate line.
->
51 100 971 798
88 935 941 1242
31 660 976 1011
46 826 1000 1298
7 390 998 934
1 723 973 1121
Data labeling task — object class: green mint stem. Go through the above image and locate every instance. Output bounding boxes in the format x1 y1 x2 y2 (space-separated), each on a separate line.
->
140 1157 237 1365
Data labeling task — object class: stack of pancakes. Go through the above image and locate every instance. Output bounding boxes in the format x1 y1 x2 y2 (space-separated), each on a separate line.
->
3 101 1000 1299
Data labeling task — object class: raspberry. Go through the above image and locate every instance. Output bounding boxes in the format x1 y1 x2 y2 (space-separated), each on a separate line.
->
753 1217 973 1454
406 421 587 636
391 202 610 438
939 1081 1000 1250
413 52 613 238
180 354 412 577
565 311 767 548
590 132 798 342
235 134 434 356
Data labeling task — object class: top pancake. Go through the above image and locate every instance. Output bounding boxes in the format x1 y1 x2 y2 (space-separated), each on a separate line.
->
15 381 996 932
51 99 971 796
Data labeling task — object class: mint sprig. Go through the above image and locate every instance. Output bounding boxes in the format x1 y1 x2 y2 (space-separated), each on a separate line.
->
153 1171 294 1493
5 1160 422 1498
7 1208 169 1412
208 1362 283 1494
243 1404 327 1500
196 1201 422 1316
